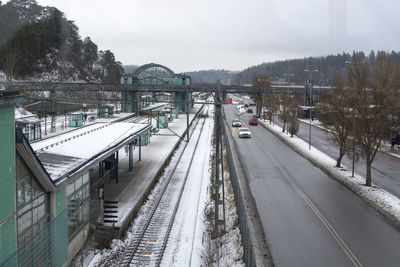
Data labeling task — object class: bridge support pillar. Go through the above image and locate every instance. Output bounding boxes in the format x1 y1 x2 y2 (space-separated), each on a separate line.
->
174 91 186 112
121 91 141 112
115 151 119 184
139 136 142 161
222 92 227 104
128 143 133 171
98 161 104 223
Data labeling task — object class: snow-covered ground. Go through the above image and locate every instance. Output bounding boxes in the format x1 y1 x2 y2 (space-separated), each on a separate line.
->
259 119 400 228
161 107 214 266
87 105 244 266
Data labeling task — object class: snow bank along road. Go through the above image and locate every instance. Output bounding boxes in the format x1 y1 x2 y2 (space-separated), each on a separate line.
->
224 105 400 267
277 118 400 199
95 105 212 266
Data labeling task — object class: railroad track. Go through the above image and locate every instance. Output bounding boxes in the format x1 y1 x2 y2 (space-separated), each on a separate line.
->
100 105 210 266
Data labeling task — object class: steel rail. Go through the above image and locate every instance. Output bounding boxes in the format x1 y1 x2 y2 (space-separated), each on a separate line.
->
120 105 208 266
99 105 208 266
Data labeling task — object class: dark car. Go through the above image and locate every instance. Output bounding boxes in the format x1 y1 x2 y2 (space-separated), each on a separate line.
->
247 108 253 113
232 118 242 127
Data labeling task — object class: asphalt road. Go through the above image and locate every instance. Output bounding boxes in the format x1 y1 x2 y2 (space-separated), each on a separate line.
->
275 118 400 198
224 105 400 267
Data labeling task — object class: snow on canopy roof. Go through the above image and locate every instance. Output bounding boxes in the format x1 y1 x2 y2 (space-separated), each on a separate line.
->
15 107 34 119
31 120 151 184
16 116 41 124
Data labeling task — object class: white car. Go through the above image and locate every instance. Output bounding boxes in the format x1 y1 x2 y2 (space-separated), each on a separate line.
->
239 127 252 138
232 118 242 127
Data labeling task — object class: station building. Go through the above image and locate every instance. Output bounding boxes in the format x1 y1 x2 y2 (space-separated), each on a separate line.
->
121 63 191 112
0 90 152 266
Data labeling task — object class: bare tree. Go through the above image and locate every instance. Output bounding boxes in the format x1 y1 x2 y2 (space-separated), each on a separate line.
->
253 75 271 119
348 52 396 186
317 74 352 167
288 96 300 137
279 91 290 132
2 49 17 82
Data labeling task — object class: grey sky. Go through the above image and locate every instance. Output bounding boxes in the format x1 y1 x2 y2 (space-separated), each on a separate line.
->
35 0 400 73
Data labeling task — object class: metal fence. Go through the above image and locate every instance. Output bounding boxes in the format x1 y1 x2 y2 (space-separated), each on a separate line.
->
222 120 257 267
1 210 67 267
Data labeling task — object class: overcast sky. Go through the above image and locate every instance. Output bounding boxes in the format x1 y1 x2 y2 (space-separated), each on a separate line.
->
34 0 400 73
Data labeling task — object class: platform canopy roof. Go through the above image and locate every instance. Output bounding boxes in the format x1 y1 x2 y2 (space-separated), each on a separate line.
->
31 120 151 186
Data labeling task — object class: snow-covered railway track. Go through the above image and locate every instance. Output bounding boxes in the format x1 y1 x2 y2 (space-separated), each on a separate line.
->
102 105 209 267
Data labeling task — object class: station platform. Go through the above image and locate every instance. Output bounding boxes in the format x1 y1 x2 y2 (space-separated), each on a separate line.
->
88 105 203 238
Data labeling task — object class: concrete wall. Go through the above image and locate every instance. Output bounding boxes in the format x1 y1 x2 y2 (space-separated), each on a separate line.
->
0 106 16 264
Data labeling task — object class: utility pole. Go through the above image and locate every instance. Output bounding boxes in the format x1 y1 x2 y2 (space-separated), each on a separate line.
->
183 75 190 142
212 80 225 238
304 69 318 149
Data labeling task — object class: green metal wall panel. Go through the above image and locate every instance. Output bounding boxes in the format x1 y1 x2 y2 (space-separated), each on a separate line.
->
0 107 15 220
0 219 16 265
55 189 67 267
0 106 16 265
175 77 182 85
56 188 66 214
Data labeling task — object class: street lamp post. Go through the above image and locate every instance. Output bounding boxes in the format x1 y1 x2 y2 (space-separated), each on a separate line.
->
304 69 318 149
258 77 268 121
272 85 275 126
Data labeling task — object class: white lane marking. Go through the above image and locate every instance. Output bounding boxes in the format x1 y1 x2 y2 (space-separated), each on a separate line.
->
278 165 363 267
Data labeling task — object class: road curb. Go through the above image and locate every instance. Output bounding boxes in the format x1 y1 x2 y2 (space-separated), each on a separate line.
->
259 119 400 231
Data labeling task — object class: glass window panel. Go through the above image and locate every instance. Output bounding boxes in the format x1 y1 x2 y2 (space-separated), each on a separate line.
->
38 203 45 219
32 194 44 208
31 179 42 199
75 210 83 230
18 204 31 216
24 227 33 244
38 194 45 205
82 184 89 200
32 196 39 207
24 180 32 203
76 190 83 209
66 182 74 197
16 156 29 179
18 210 32 235
82 173 89 184
32 222 40 236
68 215 76 238
32 207 39 225
83 202 89 222
32 203 45 225
67 195 75 217
75 176 83 190
17 181 25 207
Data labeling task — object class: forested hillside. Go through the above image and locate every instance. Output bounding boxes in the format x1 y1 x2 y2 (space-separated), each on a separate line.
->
0 0 123 83
233 51 400 85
